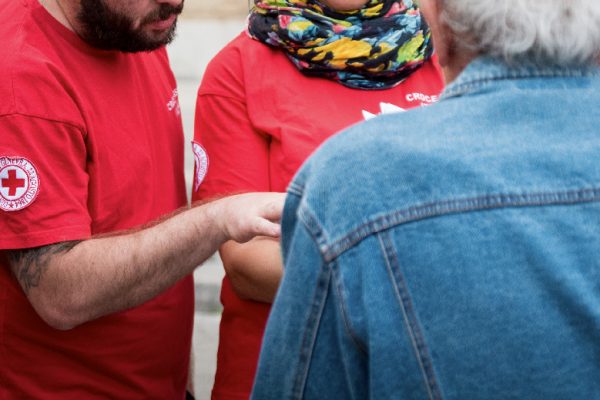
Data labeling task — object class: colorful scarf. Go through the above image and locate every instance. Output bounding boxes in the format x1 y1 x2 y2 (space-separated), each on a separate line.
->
247 0 433 89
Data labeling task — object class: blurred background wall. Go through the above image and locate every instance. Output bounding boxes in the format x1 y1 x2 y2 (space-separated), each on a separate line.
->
181 0 249 18
167 1 249 398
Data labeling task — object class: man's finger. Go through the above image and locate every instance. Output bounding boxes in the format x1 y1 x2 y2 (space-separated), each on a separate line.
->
261 198 285 222
253 218 281 239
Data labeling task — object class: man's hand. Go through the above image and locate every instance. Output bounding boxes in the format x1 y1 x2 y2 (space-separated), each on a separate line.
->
208 192 285 243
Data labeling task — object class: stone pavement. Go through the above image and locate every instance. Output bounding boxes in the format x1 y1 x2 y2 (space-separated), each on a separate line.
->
167 15 247 399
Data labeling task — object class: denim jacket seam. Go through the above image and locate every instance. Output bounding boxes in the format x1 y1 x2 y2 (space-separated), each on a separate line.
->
323 187 600 262
442 66 600 99
288 182 304 197
296 199 368 356
331 261 369 355
378 231 443 400
290 245 333 399
290 204 336 399
298 202 331 255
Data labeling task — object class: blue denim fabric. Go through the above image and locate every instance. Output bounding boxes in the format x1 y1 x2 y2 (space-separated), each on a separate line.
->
251 57 600 399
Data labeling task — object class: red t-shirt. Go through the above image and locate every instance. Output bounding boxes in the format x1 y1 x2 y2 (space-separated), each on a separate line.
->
193 32 444 399
0 1 193 398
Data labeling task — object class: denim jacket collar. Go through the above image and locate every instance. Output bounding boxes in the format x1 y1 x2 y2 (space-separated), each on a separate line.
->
442 56 600 100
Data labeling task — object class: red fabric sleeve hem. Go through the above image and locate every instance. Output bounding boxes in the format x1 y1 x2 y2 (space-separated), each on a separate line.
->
0 224 90 249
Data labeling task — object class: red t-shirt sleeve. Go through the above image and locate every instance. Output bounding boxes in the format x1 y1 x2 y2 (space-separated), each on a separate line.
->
0 114 91 249
192 38 271 201
193 94 270 201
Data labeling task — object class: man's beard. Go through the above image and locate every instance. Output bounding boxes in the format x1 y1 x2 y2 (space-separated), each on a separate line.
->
77 0 184 52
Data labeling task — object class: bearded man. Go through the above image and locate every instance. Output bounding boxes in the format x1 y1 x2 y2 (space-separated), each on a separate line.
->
0 0 283 398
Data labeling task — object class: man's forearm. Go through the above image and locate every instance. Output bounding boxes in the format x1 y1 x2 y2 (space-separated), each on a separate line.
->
220 237 283 303
7 193 284 330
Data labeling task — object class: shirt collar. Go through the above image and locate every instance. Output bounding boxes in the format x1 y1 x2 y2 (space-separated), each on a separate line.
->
441 56 600 100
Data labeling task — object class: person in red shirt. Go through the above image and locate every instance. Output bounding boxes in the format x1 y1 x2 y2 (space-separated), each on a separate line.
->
192 0 444 398
0 0 284 399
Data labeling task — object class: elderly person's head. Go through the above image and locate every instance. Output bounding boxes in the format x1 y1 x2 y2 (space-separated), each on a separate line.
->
420 0 600 82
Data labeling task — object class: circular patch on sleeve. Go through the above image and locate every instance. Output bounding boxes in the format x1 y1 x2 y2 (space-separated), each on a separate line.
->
0 156 40 212
191 141 209 192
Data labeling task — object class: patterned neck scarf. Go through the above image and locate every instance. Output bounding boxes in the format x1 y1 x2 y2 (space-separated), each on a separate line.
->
247 0 433 89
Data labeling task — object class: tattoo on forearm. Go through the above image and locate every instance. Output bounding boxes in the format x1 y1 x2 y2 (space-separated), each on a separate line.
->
7 241 81 293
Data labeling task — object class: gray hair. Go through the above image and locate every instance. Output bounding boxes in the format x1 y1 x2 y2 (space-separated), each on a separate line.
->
440 0 600 65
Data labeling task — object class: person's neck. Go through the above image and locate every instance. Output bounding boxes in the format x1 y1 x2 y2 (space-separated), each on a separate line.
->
38 0 77 33
442 54 474 84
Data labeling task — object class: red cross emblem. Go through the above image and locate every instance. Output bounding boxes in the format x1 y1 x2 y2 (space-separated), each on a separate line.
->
0 156 40 212
2 169 26 196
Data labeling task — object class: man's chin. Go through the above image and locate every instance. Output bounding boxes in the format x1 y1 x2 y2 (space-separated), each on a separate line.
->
139 23 177 48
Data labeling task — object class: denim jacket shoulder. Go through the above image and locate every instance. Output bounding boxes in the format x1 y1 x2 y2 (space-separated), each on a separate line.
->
253 58 600 400
286 57 600 262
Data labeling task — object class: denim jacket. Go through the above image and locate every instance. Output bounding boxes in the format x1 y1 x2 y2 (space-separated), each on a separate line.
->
251 57 600 399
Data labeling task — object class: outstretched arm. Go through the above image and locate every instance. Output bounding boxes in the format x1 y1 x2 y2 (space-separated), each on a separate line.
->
6 192 284 330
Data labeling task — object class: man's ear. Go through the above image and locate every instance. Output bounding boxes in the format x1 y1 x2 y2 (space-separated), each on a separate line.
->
421 0 453 69
422 0 474 83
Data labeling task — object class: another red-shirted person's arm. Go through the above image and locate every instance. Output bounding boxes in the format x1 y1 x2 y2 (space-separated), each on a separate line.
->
5 192 284 330
195 93 283 303
220 237 282 303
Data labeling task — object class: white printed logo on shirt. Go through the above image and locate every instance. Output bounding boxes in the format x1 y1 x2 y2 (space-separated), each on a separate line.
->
362 102 406 121
0 156 40 212
362 93 440 120
191 142 209 192
167 88 181 116
405 92 439 105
